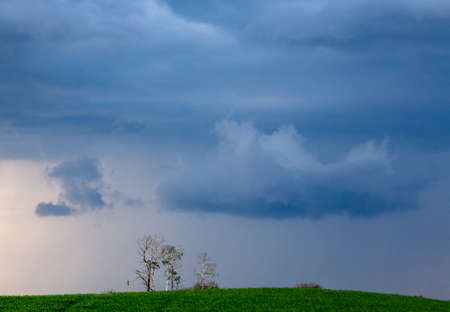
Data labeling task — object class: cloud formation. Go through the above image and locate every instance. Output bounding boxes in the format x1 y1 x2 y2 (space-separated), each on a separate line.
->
241 0 450 48
35 157 107 216
158 119 421 219
164 0 450 45
35 202 76 217
1 0 450 159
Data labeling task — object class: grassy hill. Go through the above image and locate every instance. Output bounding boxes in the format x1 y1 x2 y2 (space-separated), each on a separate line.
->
0 288 448 312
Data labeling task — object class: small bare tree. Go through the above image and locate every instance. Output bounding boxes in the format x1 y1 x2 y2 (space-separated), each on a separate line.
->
136 234 165 291
194 251 217 289
161 245 183 290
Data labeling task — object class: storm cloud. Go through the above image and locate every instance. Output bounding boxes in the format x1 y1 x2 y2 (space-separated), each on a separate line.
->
158 120 423 219
35 157 108 216
1 0 450 155
35 202 76 217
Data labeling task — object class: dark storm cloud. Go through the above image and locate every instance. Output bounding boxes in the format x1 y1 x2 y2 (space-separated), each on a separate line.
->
2 112 146 136
159 0 266 28
34 156 145 217
0 0 236 151
35 157 107 217
241 1 450 48
35 202 76 217
158 120 424 219
48 157 106 209
162 0 450 46
0 0 448 219
1 0 450 148
0 0 228 88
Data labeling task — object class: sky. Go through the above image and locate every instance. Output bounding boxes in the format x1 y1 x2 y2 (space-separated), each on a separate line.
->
0 0 449 300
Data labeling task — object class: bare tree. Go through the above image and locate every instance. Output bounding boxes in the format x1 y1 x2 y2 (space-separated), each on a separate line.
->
161 245 183 290
136 234 165 291
194 251 217 289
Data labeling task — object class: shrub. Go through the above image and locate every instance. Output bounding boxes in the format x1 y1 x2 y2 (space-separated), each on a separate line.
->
295 283 323 289
192 281 219 290
102 289 116 294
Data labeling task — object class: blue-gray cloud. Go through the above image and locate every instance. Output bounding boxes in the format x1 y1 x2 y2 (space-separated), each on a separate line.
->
162 0 450 46
35 156 146 217
0 0 448 219
1 0 450 153
241 1 450 48
35 157 107 217
158 119 424 219
35 202 76 217
49 157 106 209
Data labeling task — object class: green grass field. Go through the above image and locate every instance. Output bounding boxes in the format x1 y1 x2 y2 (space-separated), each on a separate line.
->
0 288 448 312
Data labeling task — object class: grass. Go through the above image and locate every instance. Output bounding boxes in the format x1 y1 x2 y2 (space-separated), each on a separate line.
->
0 288 448 312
